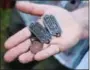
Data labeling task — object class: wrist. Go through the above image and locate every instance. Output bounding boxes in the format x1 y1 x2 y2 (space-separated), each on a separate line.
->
80 26 88 39
71 7 88 39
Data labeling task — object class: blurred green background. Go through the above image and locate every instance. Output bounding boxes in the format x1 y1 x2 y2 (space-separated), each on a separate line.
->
0 9 11 69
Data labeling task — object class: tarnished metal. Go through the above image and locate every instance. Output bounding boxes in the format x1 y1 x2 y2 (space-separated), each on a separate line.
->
30 41 43 54
43 15 62 37
29 22 51 44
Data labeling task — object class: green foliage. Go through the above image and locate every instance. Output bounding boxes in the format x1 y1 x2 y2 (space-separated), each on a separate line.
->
0 9 11 51
0 9 11 69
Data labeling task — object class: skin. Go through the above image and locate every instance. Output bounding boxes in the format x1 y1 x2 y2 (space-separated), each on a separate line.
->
4 1 88 64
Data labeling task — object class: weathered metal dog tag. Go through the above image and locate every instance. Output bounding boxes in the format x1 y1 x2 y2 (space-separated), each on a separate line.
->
29 22 51 44
43 15 62 37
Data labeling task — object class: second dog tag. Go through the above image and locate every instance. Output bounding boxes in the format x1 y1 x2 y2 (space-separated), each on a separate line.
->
43 15 62 37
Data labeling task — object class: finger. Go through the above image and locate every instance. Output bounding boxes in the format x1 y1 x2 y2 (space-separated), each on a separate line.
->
16 1 52 16
18 51 34 64
4 27 31 49
4 39 31 63
34 44 60 61
43 44 49 49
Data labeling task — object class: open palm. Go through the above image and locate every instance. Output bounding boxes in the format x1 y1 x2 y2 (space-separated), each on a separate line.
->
4 1 83 63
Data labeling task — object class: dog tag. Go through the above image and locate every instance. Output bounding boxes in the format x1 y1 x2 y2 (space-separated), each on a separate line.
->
29 22 51 44
43 15 62 37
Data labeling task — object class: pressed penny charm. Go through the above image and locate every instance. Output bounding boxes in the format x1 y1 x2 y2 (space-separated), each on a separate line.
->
30 41 43 54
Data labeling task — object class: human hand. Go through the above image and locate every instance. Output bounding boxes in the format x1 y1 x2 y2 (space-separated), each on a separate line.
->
4 1 84 63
